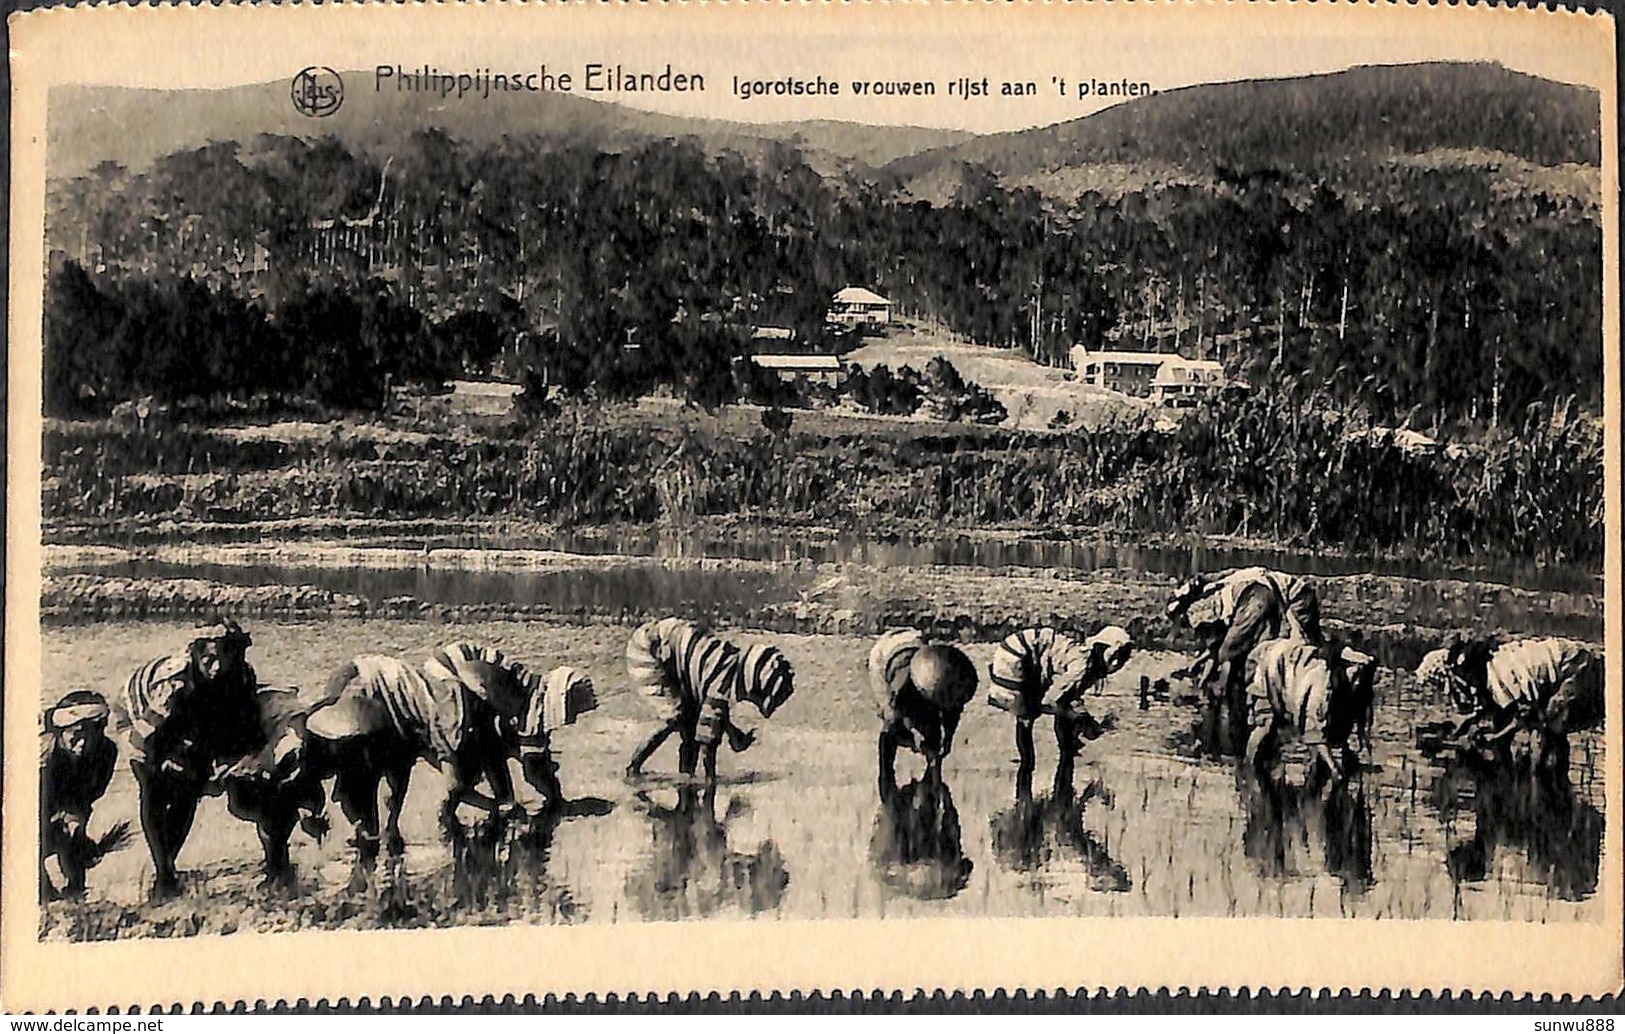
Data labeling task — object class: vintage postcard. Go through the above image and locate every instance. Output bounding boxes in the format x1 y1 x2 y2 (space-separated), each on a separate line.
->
4 0 1620 1011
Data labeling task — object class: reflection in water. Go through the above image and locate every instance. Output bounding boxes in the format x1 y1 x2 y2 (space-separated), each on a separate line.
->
95 560 800 615
624 787 790 921
448 798 611 918
1430 762 1602 902
989 784 1131 894
1168 694 1250 762
1241 775 1375 897
869 776 972 901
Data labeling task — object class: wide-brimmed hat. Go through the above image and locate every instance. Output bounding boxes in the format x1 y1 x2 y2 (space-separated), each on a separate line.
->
1414 647 1452 687
46 690 110 731
1166 574 1210 616
909 644 978 711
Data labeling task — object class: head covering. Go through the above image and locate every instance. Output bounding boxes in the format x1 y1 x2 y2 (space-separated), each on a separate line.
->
1087 625 1134 670
191 618 252 651
909 644 978 711
1166 574 1210 617
46 690 110 732
739 644 795 717
1415 648 1452 688
543 666 598 730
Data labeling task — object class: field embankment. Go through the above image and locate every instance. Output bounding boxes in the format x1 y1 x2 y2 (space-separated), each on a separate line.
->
42 540 1602 670
43 383 1604 567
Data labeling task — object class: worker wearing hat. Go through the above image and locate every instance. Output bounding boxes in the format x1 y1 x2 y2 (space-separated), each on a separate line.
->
868 629 979 793
989 624 1134 800
1416 636 1602 778
122 619 266 899
40 690 120 901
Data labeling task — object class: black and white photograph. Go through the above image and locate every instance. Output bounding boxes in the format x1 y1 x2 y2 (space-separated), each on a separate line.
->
6 0 1620 1007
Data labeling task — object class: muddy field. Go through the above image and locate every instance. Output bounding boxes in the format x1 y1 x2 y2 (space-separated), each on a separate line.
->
38 610 1606 941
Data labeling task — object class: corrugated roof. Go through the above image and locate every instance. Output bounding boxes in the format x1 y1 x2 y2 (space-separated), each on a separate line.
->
1072 347 1223 371
752 354 843 371
1071 349 1174 367
833 286 892 305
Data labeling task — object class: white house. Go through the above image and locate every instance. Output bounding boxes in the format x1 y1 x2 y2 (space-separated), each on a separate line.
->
1070 348 1168 397
827 287 894 330
1150 358 1227 407
751 353 844 387
1070 346 1228 404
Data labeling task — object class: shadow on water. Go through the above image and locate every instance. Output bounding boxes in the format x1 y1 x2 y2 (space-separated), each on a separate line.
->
1430 763 1603 903
622 786 790 921
1241 774 1375 898
988 784 1132 894
869 776 973 902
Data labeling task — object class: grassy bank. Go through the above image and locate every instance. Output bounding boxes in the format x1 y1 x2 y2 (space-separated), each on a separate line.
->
43 386 1605 566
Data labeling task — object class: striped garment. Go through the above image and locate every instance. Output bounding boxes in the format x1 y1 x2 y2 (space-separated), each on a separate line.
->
627 619 742 743
626 619 795 743
1245 640 1371 746
517 666 598 757
423 641 543 718
121 652 263 771
988 628 1099 719
307 641 542 763
737 642 795 718
869 629 928 718
1485 639 1598 713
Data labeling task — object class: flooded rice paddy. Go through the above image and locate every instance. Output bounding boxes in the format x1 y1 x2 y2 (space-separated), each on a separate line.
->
40 612 1606 941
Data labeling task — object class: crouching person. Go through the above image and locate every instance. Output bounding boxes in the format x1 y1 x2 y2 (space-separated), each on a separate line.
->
1167 568 1321 708
1417 637 1602 781
1244 639 1376 786
512 666 599 815
988 625 1133 800
625 618 795 783
216 685 334 888
123 620 265 900
304 642 595 894
40 691 126 901
869 629 979 793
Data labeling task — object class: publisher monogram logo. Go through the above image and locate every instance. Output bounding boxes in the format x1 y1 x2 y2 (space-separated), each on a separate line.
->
291 67 344 117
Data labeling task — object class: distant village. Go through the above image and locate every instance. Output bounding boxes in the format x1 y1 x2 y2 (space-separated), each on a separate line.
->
745 286 1233 409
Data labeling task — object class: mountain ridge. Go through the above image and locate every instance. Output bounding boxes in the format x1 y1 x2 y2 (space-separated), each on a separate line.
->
47 78 976 178
882 61 1600 195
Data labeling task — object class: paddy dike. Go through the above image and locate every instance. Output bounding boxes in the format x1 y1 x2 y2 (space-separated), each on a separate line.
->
41 541 1603 671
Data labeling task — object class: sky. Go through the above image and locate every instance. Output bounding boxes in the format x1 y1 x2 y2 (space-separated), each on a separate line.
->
12 2 1616 134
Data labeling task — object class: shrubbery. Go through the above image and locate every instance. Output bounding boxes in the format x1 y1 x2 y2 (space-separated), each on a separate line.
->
44 377 1604 565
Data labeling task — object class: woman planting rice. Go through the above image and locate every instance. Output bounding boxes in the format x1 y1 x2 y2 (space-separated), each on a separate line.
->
1167 567 1323 692
988 625 1133 800
300 642 597 893
868 629 979 791
40 691 128 901
1243 638 1376 785
625 618 796 783
1416 636 1602 780
121 619 265 900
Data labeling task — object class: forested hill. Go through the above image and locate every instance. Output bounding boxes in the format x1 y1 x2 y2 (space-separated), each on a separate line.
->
48 80 972 178
886 62 1600 188
44 60 1604 431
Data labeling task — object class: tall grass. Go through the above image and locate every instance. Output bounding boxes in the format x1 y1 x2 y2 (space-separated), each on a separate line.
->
43 391 1604 565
